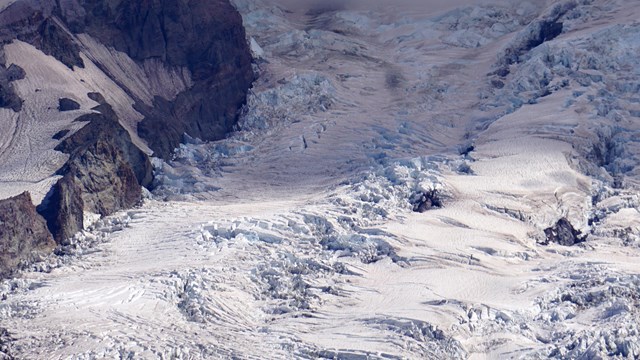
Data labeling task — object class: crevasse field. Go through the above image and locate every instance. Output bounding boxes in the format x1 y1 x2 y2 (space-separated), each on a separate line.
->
2 0 640 358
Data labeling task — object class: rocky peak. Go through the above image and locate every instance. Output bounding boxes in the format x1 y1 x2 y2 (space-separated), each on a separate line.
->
56 101 154 188
40 99 152 243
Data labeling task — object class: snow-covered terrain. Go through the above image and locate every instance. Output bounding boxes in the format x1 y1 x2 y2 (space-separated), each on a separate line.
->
2 0 640 358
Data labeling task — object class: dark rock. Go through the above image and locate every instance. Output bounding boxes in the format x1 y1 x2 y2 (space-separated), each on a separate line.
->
58 97 80 111
0 59 25 112
0 81 22 112
38 174 84 244
87 91 106 104
411 190 443 213
40 101 153 243
6 64 25 81
0 1 55 43
52 129 70 140
459 144 475 157
542 218 586 246
65 0 254 159
64 135 141 217
23 17 84 68
0 192 55 277
40 116 145 243
0 0 83 69
58 109 154 188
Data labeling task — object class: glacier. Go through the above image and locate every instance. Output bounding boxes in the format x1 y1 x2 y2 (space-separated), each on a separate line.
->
2 0 640 359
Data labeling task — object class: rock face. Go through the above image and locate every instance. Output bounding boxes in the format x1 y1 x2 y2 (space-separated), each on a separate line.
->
0 1 83 69
542 218 586 246
56 102 154 189
0 55 25 111
38 175 84 244
0 0 253 249
411 190 443 213
0 192 55 277
59 0 255 159
1 0 253 159
40 101 152 243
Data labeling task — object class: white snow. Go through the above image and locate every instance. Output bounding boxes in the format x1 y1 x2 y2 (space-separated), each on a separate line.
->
2 0 640 359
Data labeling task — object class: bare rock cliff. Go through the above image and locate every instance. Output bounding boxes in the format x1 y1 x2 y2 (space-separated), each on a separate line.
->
0 192 55 277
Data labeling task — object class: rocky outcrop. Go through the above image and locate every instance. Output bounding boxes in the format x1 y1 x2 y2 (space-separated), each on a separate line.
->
58 97 80 111
52 129 70 140
38 174 84 243
65 0 255 159
0 0 253 245
40 100 152 243
42 135 141 243
0 52 25 111
541 218 586 246
24 17 84 68
1 0 254 158
56 101 154 189
0 1 83 69
0 192 55 277
411 190 443 213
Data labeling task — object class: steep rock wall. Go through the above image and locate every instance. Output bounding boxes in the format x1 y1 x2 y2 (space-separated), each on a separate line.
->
66 0 255 159
0 192 55 277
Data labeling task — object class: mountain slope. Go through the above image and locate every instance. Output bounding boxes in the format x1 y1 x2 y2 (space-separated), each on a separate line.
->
2 0 640 359
0 0 253 266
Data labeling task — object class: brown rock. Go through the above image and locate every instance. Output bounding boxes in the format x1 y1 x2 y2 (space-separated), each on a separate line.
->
39 174 84 244
0 192 55 277
41 110 148 243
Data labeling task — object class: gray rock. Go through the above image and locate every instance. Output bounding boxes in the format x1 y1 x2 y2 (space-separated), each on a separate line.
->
52 129 70 140
542 218 586 246
72 0 255 159
0 52 25 112
411 190 443 213
58 97 80 111
1 0 254 158
57 101 154 189
40 106 150 243
38 174 84 244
